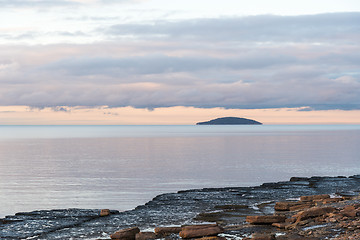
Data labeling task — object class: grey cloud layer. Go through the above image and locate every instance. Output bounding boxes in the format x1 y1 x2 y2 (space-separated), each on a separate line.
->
0 0 134 7
0 13 360 110
106 13 360 43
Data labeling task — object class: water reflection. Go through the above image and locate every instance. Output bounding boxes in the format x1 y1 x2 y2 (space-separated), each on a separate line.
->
0 126 359 217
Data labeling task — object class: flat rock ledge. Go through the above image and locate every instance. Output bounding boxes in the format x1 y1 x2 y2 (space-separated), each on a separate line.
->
102 193 360 240
107 224 224 240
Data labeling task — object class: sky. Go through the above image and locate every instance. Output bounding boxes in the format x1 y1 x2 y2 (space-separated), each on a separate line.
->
0 0 360 124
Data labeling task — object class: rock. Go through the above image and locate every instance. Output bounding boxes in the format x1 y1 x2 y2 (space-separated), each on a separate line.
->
214 204 248 210
341 205 357 218
275 202 301 211
100 209 111 217
195 237 226 240
289 203 314 211
194 212 225 222
272 222 288 229
246 215 286 224
135 232 156 240
250 233 276 240
322 198 343 204
285 217 296 224
290 177 310 182
154 226 182 236
300 194 330 202
179 224 224 239
294 207 336 222
111 227 140 240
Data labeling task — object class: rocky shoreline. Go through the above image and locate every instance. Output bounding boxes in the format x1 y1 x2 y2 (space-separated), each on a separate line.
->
1 175 359 239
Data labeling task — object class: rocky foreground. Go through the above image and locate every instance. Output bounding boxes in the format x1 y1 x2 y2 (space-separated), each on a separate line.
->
105 193 359 240
1 175 360 239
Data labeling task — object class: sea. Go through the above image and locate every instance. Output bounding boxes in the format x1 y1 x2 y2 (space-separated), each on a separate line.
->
0 125 360 218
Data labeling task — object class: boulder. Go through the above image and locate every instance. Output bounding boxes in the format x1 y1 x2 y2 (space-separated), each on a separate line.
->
300 194 330 202
294 207 336 222
135 232 156 240
100 209 111 217
154 226 182 236
111 227 140 240
246 215 286 225
179 224 224 239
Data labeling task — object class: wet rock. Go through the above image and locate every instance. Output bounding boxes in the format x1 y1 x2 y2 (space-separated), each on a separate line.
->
214 204 248 210
100 209 111 217
300 194 330 202
194 212 225 222
294 207 336 222
274 202 301 211
246 233 276 240
111 227 140 240
246 215 286 225
154 226 182 236
271 222 287 229
340 205 358 218
322 198 343 204
195 237 226 240
135 232 157 240
179 224 224 239
289 203 314 211
290 177 310 182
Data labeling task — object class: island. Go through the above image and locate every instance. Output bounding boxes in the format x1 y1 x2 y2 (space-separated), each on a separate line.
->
196 117 262 125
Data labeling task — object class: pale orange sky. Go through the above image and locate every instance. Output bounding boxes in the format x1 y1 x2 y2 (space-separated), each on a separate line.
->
1 106 359 125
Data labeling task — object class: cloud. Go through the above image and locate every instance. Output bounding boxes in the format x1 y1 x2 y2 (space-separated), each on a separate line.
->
105 13 360 44
0 0 78 7
0 0 138 8
42 54 297 77
0 13 359 110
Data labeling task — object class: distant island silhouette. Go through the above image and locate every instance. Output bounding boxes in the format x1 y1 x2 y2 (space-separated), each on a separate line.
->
196 117 262 125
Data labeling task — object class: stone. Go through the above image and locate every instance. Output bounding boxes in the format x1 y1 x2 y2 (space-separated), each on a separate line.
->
275 202 301 211
285 217 297 224
341 205 357 218
289 203 314 211
179 224 224 239
214 204 248 210
295 207 336 222
135 232 156 240
195 237 226 240
194 212 225 222
100 209 111 217
322 198 343 204
300 194 330 202
250 233 276 240
246 215 286 224
154 226 182 236
272 222 288 229
111 227 140 240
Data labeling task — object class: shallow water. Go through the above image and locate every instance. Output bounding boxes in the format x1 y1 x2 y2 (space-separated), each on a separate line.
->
0 125 360 218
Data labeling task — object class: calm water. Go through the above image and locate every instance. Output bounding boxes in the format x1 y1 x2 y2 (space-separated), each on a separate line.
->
0 125 360 218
